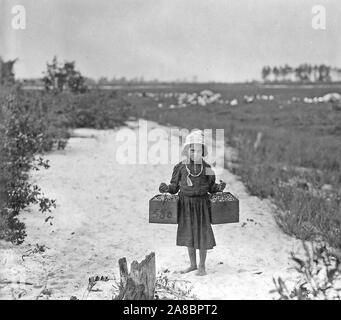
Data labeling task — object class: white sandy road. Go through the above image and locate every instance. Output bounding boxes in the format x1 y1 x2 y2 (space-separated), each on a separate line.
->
0 120 304 300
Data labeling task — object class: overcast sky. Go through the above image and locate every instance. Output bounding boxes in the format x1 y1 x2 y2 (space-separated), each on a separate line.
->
1 0 340 82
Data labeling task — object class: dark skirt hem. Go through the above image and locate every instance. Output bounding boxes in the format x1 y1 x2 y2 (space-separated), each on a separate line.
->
176 242 216 250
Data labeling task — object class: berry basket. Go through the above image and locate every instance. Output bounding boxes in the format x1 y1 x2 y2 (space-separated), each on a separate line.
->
149 194 179 224
209 192 239 224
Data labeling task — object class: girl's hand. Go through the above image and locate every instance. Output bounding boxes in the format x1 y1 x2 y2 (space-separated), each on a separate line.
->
217 180 226 192
159 183 169 193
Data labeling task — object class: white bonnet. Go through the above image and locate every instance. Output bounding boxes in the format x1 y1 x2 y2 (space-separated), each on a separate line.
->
182 129 208 157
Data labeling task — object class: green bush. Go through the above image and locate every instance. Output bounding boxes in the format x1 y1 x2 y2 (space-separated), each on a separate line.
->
0 90 62 243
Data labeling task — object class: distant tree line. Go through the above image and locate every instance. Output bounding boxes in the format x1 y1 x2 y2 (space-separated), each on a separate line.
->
261 64 341 82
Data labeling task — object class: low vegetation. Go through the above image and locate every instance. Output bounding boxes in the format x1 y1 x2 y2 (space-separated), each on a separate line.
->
272 241 341 300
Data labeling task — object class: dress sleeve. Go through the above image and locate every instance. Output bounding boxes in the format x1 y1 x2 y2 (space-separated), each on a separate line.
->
168 163 181 194
206 165 220 193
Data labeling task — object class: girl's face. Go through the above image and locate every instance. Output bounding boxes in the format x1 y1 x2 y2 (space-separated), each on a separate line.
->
189 144 203 163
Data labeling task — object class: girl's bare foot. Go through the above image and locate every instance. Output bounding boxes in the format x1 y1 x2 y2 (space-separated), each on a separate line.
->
195 267 207 276
179 265 197 274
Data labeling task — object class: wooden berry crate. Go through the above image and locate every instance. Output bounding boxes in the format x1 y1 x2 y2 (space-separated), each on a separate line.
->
149 194 179 224
209 192 239 224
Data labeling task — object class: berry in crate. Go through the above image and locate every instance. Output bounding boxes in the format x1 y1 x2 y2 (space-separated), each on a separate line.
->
152 194 179 201
209 192 237 202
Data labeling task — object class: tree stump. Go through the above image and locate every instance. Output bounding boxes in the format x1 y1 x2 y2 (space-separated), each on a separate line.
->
116 252 156 300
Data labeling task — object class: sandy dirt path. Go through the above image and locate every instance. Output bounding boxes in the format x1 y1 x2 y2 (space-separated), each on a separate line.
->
0 120 303 300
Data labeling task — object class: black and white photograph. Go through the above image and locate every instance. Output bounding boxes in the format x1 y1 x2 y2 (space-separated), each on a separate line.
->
0 0 341 304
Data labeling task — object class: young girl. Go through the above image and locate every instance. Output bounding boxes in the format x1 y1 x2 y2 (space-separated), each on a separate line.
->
159 129 226 276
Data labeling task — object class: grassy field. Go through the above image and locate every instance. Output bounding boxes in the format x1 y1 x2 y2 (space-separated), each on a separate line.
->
125 82 341 248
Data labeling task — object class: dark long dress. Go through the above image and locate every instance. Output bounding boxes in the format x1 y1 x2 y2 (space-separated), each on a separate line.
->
167 159 220 250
